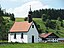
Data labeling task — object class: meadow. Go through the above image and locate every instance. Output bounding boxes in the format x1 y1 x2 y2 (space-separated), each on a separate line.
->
0 43 64 48
15 18 24 22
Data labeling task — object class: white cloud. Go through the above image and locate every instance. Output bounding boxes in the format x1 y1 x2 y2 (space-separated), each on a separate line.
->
6 1 49 18
9 0 17 2
6 8 13 13
0 0 18 2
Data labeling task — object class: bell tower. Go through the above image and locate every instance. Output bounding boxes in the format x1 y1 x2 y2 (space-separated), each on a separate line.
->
28 5 32 23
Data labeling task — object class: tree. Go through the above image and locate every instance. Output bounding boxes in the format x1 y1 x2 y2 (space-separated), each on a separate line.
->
45 19 50 33
0 7 14 40
0 19 14 40
10 13 15 21
61 20 63 27
45 29 48 33
42 14 47 21
45 19 56 29
49 21 56 29
57 17 62 21
24 17 28 21
61 20 64 27
32 8 64 20
45 19 51 28
56 19 61 30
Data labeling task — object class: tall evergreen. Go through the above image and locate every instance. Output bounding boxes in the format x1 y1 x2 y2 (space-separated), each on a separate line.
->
32 8 64 20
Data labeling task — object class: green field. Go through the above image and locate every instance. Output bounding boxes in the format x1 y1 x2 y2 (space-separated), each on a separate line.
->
0 43 64 48
15 18 24 22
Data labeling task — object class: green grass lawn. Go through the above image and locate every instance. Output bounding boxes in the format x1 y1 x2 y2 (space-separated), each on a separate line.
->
15 18 24 22
0 43 64 48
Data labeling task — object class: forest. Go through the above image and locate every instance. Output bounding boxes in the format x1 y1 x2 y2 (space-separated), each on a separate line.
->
0 7 15 40
32 8 64 20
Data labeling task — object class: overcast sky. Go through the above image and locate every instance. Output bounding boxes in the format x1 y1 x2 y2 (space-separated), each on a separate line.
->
0 0 64 18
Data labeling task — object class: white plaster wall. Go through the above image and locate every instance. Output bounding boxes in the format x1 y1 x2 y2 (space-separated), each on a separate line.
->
38 37 42 42
8 33 28 43
58 38 64 40
8 33 11 42
58 38 64 42
8 22 40 43
27 22 39 43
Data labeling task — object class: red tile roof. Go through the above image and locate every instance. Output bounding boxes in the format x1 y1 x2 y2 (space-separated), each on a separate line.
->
39 32 52 38
10 21 32 32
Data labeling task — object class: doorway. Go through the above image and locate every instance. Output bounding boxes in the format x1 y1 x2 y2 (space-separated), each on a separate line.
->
32 35 34 43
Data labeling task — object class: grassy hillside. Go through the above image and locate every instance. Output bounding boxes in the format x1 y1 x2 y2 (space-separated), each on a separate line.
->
33 18 46 32
33 18 64 37
0 43 64 48
15 18 64 37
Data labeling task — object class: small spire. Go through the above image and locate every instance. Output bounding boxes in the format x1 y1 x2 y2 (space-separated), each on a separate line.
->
28 5 32 23
29 5 32 14
30 5 31 11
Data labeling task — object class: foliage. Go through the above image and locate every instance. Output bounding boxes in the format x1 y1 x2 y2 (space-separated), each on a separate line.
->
32 9 64 20
10 13 15 21
45 19 56 30
24 17 28 21
0 7 15 21
56 19 61 30
42 14 47 21
0 18 14 40
42 14 50 22
0 8 3 16
33 18 64 37
0 7 14 40
57 17 62 21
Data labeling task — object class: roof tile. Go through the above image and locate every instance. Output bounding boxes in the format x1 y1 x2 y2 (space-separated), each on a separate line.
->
10 21 32 32
39 32 52 38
